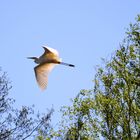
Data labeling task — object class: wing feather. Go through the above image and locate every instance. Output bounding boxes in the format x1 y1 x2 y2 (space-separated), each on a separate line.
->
34 63 56 90
42 46 59 57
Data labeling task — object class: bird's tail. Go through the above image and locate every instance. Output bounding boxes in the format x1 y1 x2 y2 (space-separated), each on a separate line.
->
60 62 75 67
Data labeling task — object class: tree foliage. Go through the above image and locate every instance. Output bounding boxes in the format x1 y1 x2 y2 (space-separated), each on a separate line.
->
40 15 140 140
94 19 140 139
0 69 53 140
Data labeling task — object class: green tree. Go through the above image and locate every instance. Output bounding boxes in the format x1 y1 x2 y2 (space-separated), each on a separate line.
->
94 16 140 139
0 68 53 140
48 15 140 140
59 90 100 140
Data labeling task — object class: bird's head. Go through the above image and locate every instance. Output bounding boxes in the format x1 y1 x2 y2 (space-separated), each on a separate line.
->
27 57 39 64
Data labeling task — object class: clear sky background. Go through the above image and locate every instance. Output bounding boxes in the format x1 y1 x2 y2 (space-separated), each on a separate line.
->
0 0 140 128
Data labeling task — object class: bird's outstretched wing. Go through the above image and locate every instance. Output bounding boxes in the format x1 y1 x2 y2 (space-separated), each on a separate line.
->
42 46 59 57
34 63 56 90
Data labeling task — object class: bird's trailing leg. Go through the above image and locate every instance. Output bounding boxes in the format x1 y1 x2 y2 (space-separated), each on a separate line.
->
59 62 75 67
27 57 37 60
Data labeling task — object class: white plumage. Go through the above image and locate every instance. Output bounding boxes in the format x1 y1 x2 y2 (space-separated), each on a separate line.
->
28 46 75 90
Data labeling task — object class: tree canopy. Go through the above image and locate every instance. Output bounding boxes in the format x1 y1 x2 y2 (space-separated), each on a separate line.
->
37 15 140 140
0 69 53 140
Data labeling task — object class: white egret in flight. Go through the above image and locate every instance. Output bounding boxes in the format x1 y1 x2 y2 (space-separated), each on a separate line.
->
28 46 75 90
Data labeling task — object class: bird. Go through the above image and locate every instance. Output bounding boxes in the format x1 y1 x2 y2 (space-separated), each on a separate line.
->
28 46 75 90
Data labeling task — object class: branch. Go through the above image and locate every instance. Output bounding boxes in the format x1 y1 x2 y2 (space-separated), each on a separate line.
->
22 120 43 140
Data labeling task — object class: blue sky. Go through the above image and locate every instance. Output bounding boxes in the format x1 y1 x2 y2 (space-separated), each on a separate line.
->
0 0 140 128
